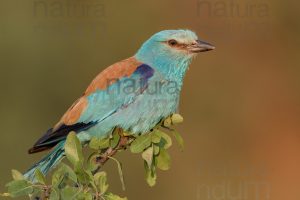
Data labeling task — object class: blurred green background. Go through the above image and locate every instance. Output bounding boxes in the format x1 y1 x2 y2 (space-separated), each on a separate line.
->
0 0 299 199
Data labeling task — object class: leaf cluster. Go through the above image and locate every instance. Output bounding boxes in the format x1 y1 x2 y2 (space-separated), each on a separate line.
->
3 133 127 200
1 114 184 200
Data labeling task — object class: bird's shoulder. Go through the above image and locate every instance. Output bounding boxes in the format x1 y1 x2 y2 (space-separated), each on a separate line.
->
84 56 152 96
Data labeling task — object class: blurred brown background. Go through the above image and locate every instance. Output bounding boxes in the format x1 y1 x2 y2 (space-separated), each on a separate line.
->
0 0 299 199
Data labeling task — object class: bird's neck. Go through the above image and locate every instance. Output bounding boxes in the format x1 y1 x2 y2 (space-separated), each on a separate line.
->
135 53 192 88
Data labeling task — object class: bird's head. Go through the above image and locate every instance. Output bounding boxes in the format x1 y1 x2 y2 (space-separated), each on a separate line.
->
135 29 215 70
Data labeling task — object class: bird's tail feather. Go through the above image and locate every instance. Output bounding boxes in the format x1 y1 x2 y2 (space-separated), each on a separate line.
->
24 141 65 181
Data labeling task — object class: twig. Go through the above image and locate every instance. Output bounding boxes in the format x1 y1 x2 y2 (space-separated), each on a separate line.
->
92 128 132 174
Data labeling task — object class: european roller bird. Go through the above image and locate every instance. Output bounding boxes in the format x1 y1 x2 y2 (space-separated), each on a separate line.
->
24 29 215 179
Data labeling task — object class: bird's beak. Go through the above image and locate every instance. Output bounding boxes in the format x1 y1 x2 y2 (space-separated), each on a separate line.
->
189 40 215 53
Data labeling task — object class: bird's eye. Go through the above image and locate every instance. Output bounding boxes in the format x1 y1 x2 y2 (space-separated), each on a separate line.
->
168 39 178 46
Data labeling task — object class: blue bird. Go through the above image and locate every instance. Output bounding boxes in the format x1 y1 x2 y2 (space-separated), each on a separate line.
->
24 29 215 179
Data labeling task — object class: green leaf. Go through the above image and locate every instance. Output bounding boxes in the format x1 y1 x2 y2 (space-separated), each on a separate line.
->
11 169 24 181
79 192 93 200
29 187 43 200
130 134 152 153
151 131 161 143
89 137 110 150
6 180 33 197
153 145 160 155
157 131 172 149
61 186 80 199
104 193 128 200
171 114 183 124
34 169 46 185
142 146 154 168
122 131 132 137
87 153 100 172
144 162 156 187
156 148 171 171
52 163 77 187
49 188 60 200
75 166 94 186
94 172 109 194
110 132 121 148
62 163 78 183
65 132 84 166
163 117 172 127
171 130 184 151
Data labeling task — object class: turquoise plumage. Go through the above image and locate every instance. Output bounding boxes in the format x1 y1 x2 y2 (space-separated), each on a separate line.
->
24 29 215 180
